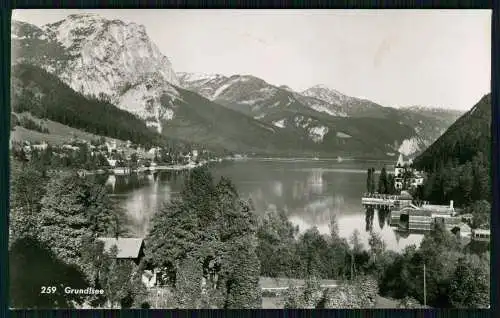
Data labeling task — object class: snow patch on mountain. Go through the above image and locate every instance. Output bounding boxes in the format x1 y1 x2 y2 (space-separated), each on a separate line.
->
211 82 232 99
293 116 315 129
336 132 351 138
176 72 221 83
309 103 347 117
302 85 353 106
294 116 304 128
272 119 286 128
259 86 278 96
164 108 174 120
309 126 329 143
240 99 257 105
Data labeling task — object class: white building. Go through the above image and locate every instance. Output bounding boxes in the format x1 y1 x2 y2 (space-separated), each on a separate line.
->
62 144 80 151
32 141 48 151
394 177 404 190
106 140 117 153
148 147 160 157
393 153 420 190
107 158 117 167
410 174 425 188
394 153 408 177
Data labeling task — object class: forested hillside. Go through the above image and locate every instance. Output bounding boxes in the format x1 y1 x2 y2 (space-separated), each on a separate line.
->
414 94 491 210
11 63 166 148
414 94 491 172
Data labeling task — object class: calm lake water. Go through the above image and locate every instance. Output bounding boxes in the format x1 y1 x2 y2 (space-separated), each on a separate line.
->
104 159 424 252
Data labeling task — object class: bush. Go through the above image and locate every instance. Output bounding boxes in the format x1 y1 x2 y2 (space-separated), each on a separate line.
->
18 116 49 134
11 113 20 130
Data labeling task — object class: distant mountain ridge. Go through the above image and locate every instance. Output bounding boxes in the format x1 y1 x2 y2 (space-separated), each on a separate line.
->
11 14 463 158
177 71 463 157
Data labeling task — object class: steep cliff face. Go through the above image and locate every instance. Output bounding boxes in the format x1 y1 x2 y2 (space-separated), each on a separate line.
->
12 14 180 133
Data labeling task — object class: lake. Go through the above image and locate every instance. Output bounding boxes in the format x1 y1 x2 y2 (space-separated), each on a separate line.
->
104 159 424 252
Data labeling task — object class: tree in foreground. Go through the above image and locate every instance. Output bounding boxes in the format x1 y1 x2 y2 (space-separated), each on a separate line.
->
145 167 262 308
9 237 88 308
283 285 304 309
283 277 323 309
9 164 48 241
221 237 262 309
38 174 121 263
448 254 490 308
466 200 490 229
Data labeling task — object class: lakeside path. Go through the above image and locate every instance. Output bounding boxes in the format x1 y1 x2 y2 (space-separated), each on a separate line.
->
259 277 339 291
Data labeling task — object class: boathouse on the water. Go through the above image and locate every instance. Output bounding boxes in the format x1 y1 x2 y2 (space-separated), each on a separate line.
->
471 229 490 242
390 200 460 231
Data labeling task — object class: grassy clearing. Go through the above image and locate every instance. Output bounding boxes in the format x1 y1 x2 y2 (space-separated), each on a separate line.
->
262 297 284 309
374 295 399 308
10 112 139 158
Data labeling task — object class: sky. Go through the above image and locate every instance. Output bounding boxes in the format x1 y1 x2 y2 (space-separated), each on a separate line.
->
13 9 491 111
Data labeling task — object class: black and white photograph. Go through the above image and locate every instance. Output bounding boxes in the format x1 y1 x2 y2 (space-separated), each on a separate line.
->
9 9 491 309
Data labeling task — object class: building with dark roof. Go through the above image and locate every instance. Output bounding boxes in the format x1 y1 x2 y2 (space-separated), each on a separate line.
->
97 237 145 265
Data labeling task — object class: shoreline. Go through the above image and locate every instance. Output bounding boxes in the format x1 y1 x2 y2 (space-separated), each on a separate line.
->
71 156 394 177
87 158 225 176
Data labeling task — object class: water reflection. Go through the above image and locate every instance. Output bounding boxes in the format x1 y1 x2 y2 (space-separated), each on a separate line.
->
303 197 335 225
307 168 325 195
272 181 283 197
107 160 424 252
365 207 375 232
105 175 116 192
377 207 389 230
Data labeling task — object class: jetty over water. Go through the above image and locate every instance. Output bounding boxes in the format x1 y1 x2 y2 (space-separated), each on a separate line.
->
361 192 413 208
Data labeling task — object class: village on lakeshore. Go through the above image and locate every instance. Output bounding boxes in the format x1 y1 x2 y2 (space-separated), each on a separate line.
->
9 136 247 176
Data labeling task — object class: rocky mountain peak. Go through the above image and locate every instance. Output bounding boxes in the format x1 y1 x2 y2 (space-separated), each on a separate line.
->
279 85 294 92
12 15 181 133
301 84 352 106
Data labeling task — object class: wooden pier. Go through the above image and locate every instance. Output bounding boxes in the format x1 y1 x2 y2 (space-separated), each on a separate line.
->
361 193 413 209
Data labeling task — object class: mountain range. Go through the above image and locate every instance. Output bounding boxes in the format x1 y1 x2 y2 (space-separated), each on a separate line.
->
11 14 464 158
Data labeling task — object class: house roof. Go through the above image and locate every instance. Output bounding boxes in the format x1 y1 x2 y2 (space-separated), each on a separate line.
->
396 153 414 166
422 204 453 213
97 237 144 259
459 223 472 232
401 207 432 216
